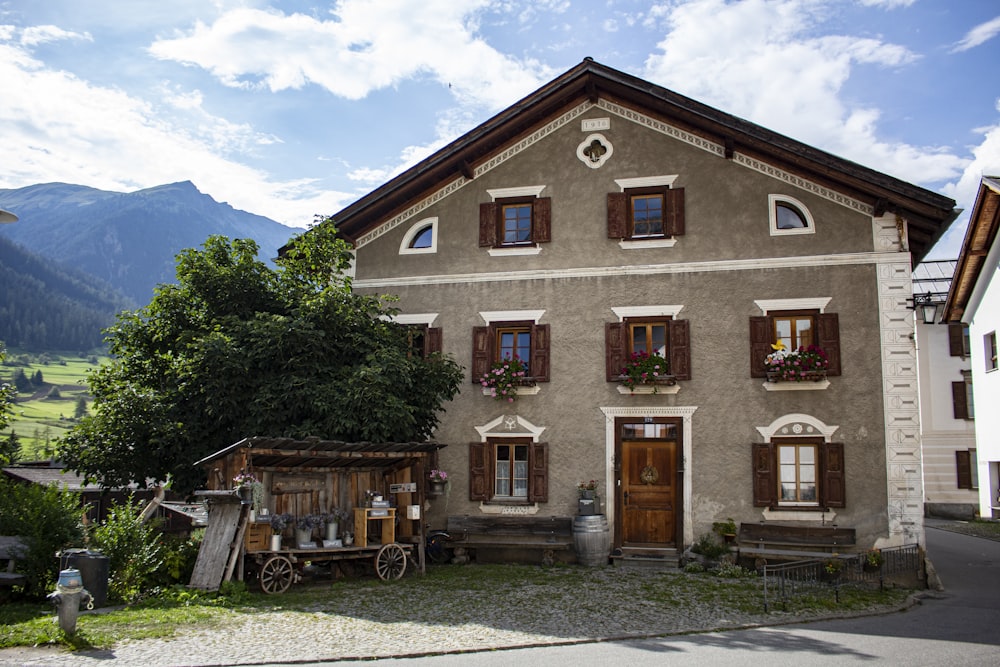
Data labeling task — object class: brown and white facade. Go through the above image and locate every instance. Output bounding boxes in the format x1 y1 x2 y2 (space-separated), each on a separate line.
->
326 60 958 561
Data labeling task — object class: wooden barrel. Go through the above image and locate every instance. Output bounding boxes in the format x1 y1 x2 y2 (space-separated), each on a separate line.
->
573 515 610 566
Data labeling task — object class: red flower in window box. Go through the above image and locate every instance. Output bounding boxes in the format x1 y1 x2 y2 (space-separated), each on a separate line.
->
619 351 673 393
764 342 829 381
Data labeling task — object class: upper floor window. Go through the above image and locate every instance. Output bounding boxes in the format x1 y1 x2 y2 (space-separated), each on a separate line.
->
750 304 841 378
608 177 684 243
399 217 438 255
768 195 815 236
472 317 550 384
606 316 691 382
952 371 974 420
480 186 550 251
948 323 971 358
986 331 998 372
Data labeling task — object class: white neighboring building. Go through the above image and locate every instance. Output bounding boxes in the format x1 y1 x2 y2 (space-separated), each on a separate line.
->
913 261 977 519
943 176 1000 520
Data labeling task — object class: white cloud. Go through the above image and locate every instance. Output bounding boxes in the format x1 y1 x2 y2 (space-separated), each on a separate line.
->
855 0 915 8
950 15 1000 53
148 0 554 111
0 40 338 227
643 0 967 186
20 25 92 46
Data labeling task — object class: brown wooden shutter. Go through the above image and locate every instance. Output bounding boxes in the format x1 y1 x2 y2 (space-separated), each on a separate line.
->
668 319 691 380
426 327 442 355
471 326 493 383
530 323 550 382
607 192 627 239
952 381 969 419
606 321 627 381
665 187 685 236
532 197 551 243
752 442 776 507
956 450 972 489
749 316 772 378
816 313 841 376
820 442 846 508
948 324 966 357
469 442 489 501
528 442 548 503
479 202 498 247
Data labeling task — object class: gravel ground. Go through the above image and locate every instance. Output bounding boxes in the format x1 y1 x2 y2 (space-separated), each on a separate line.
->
0 565 914 667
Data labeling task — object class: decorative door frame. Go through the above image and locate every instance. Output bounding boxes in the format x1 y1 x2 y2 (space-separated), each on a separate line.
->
600 406 697 547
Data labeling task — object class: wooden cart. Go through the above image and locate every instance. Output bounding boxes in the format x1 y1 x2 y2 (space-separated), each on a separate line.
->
244 508 413 594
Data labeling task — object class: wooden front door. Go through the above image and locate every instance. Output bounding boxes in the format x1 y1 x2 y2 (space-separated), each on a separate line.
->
621 439 677 546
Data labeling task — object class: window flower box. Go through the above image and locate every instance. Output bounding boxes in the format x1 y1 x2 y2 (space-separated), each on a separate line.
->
763 342 830 382
618 351 673 393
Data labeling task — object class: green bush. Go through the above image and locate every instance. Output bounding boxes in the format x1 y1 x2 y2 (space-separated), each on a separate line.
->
90 496 164 604
0 477 85 598
150 529 204 589
690 533 729 560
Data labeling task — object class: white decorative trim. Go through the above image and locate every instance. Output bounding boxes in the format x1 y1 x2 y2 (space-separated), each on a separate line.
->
756 413 839 442
478 503 540 515
475 414 545 442
614 175 678 191
601 406 698 545
877 259 924 547
486 185 546 201
617 384 680 395
387 313 438 327
582 117 610 131
478 310 545 324
482 385 540 397
577 134 613 169
354 252 894 290
611 305 684 320
398 217 437 254
754 297 831 314
620 238 677 250
356 100 870 249
487 245 543 257
762 508 838 523
762 380 830 391
768 195 816 237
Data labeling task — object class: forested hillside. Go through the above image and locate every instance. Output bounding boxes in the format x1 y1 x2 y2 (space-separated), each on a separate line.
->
0 235 129 351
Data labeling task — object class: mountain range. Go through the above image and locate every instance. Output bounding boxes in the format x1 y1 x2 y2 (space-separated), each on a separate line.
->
0 181 301 351
0 181 298 304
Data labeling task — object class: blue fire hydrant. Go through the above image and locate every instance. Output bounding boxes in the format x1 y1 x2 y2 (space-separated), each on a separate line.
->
48 568 93 634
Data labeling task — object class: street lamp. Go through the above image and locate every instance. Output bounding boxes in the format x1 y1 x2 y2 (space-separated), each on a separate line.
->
910 292 939 325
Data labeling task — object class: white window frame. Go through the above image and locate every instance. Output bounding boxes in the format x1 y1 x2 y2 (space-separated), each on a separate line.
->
399 217 438 255
769 194 816 237
614 175 679 249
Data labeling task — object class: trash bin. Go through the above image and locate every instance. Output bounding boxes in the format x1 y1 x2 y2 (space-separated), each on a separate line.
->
59 549 109 608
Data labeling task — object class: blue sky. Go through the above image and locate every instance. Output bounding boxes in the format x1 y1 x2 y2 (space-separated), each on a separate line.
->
1 0 998 259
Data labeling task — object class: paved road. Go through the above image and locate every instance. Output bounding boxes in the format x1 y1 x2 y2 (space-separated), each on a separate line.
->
315 522 1000 667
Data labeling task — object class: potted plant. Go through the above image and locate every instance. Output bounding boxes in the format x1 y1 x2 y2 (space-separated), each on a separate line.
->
618 351 673 393
822 556 844 581
269 513 291 551
576 480 600 515
480 357 531 402
712 518 737 544
233 471 261 506
296 514 323 546
763 341 830 382
428 469 449 496
577 479 598 499
864 548 883 571
322 508 348 542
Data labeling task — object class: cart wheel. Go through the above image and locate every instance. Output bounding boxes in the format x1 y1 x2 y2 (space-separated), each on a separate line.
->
259 555 294 594
375 543 407 580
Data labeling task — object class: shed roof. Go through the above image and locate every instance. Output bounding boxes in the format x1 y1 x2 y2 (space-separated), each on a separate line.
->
195 436 445 474
943 176 1000 323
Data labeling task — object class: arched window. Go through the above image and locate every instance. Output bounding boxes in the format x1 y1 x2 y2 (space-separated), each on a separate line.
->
399 217 438 254
768 195 815 236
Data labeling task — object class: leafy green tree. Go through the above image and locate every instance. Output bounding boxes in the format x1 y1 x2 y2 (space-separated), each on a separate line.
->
0 431 21 465
90 495 163 604
0 344 13 431
12 367 31 392
60 228 463 493
74 395 88 419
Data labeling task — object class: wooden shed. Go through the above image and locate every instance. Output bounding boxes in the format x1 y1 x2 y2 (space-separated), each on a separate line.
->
191 436 444 590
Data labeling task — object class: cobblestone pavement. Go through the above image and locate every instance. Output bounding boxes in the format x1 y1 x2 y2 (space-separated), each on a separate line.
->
0 565 916 667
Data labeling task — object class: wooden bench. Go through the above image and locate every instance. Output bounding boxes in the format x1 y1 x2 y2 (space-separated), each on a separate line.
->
737 522 855 564
0 536 28 589
446 515 573 566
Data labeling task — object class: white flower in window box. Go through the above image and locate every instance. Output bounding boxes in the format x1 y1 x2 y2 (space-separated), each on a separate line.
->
764 341 829 382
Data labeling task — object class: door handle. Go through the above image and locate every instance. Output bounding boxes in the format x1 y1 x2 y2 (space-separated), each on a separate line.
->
623 491 629 503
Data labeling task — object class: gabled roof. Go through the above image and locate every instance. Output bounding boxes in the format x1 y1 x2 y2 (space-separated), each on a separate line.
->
327 58 957 263
943 176 1000 323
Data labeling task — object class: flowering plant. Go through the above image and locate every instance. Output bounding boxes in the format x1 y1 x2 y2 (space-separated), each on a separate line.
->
577 480 597 492
865 548 883 568
323 508 349 524
619 351 670 392
233 471 258 488
269 513 292 535
763 341 829 381
429 469 448 482
823 556 844 575
297 514 324 531
480 357 530 402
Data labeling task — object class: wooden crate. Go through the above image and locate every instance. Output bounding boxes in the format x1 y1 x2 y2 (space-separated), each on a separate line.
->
245 522 270 551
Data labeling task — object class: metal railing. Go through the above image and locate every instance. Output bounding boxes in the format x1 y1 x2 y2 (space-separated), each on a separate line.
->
761 544 921 612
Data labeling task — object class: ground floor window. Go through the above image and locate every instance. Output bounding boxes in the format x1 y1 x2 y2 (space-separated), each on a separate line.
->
956 449 978 489
469 439 548 503
753 438 844 509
